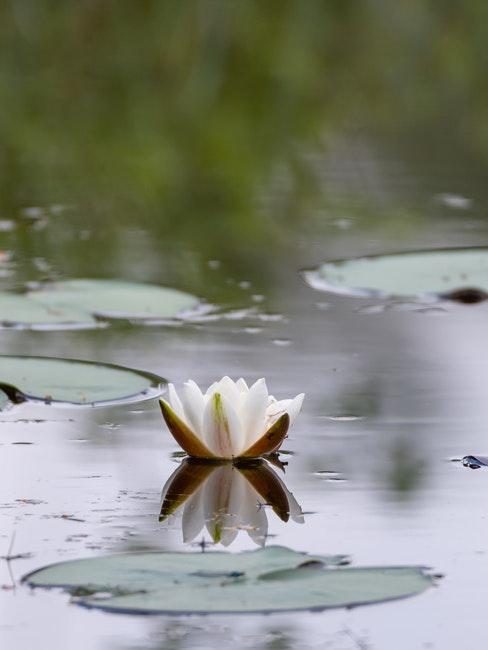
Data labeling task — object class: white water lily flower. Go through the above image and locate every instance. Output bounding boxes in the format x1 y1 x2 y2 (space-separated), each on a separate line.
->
159 377 304 459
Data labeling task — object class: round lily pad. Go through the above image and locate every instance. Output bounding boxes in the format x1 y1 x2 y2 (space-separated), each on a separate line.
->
0 293 97 329
0 355 165 406
23 546 434 614
303 248 488 302
28 279 200 321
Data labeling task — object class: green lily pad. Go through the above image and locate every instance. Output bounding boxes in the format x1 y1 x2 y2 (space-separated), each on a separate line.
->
23 546 434 614
303 248 488 302
0 355 165 406
0 293 97 329
28 279 200 321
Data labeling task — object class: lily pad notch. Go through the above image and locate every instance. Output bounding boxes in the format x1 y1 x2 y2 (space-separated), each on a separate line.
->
22 546 436 615
0 355 166 407
302 247 488 303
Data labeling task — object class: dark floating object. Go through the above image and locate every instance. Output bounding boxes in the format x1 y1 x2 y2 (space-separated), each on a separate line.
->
0 355 165 407
22 546 435 614
462 455 488 469
302 248 488 303
440 288 488 304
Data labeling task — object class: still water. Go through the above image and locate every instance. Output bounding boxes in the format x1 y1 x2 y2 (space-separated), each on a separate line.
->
2 2 488 646
1 157 488 646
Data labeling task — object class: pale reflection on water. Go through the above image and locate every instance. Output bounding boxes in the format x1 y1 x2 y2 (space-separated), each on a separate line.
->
159 458 303 547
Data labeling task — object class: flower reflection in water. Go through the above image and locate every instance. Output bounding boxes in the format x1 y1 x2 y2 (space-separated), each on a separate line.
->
160 459 304 547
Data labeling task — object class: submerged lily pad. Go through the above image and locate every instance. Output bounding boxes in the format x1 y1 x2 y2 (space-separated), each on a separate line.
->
303 248 488 302
0 355 165 406
28 279 200 321
23 546 434 614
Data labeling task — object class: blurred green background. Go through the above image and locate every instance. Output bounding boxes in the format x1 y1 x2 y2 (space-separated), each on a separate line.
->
1 0 487 295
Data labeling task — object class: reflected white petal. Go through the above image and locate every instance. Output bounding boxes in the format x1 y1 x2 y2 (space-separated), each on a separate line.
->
182 489 205 543
238 485 268 547
204 465 240 545
286 490 305 524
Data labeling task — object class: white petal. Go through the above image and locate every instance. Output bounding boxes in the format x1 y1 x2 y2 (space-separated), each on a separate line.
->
203 392 245 457
241 378 268 446
214 376 241 406
181 380 205 436
168 383 185 422
265 393 304 428
285 393 305 425
236 378 249 393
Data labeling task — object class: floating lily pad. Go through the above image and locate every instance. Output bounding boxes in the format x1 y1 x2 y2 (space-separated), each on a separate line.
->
28 279 200 321
0 355 165 406
0 293 97 329
23 546 434 614
303 248 488 302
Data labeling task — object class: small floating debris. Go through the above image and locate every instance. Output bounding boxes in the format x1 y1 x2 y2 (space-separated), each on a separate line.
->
313 470 344 481
462 455 488 469
272 338 291 347
435 193 472 210
0 220 15 232
241 326 263 335
314 302 330 311
302 248 488 303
